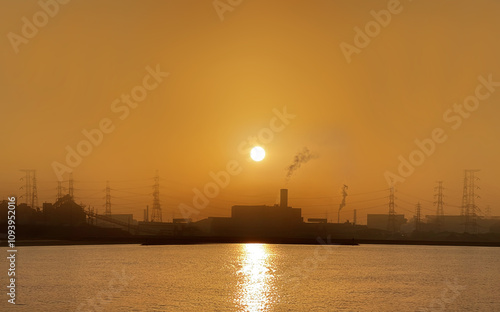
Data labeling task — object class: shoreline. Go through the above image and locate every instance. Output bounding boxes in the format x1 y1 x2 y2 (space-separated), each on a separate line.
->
8 237 500 247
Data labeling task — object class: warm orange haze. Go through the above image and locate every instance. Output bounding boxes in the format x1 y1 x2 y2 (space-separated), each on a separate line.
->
2 0 500 225
1 1 500 310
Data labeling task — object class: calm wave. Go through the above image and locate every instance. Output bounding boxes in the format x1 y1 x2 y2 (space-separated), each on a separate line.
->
10 244 500 311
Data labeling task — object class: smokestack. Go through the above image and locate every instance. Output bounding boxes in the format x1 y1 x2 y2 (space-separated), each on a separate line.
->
280 189 288 208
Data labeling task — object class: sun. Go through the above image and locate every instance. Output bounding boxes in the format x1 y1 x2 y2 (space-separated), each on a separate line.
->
250 146 266 162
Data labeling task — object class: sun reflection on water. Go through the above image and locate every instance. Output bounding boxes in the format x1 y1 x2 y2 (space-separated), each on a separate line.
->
235 244 275 311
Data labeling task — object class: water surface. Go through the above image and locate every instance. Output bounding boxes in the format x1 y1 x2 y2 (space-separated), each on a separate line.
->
8 243 500 311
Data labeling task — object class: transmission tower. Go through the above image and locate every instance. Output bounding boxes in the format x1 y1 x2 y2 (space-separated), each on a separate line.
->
20 169 37 210
20 169 32 206
32 170 39 211
57 181 63 201
105 181 111 215
434 181 445 231
485 205 491 219
69 173 74 199
387 185 397 232
415 202 421 232
151 170 162 222
462 169 480 233
460 173 468 216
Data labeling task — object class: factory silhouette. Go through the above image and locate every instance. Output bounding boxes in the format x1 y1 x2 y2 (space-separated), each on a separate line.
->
2 169 500 246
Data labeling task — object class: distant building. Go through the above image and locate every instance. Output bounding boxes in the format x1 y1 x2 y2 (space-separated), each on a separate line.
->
194 217 233 236
194 189 303 237
0 201 39 225
490 221 500 233
367 214 407 232
42 195 86 226
424 215 500 233
307 218 328 223
95 214 138 232
137 221 175 235
231 189 303 236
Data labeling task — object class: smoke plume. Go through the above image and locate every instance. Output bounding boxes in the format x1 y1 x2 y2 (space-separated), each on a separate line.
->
285 147 318 181
339 185 348 212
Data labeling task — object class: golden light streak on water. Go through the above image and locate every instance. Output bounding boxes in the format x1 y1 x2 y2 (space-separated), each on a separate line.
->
235 244 275 311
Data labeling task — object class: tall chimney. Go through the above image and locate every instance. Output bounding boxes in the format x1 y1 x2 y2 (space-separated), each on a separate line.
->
280 189 288 208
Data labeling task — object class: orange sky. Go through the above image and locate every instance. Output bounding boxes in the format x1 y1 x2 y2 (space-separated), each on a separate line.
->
1 0 500 223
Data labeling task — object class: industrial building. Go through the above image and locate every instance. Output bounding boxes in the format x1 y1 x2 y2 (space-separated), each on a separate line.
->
194 189 303 237
231 189 303 235
424 215 500 234
367 214 407 232
42 195 87 226
95 214 137 231
190 189 377 240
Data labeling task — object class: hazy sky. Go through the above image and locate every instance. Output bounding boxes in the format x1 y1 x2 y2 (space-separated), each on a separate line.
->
1 0 499 223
